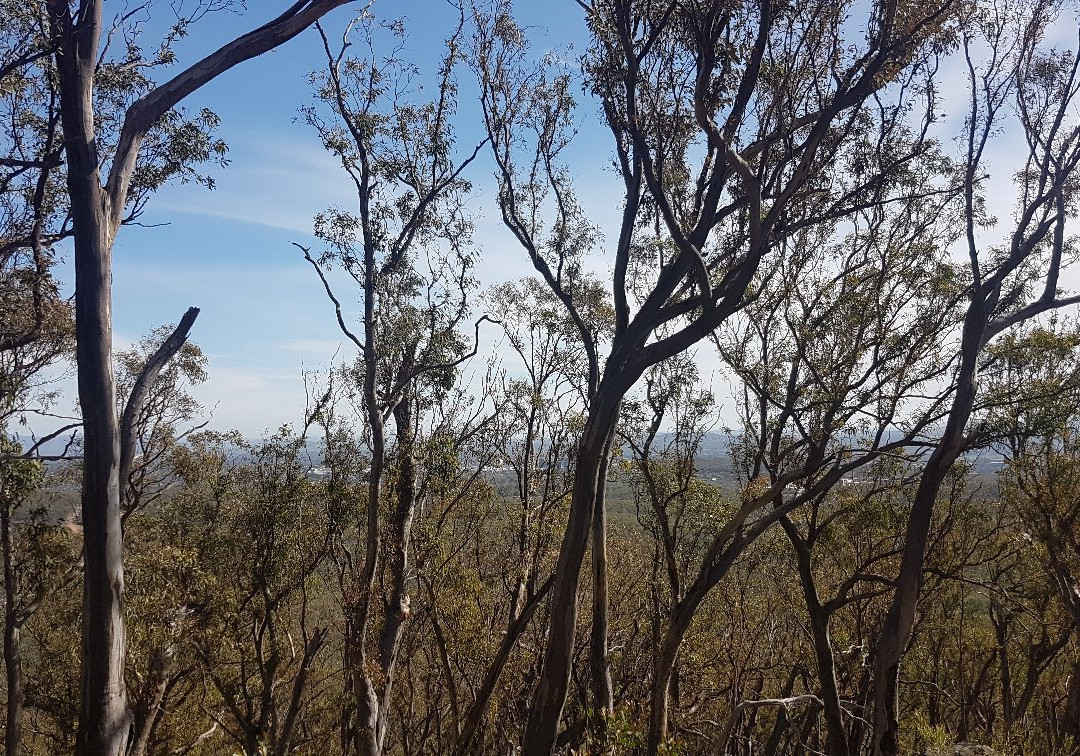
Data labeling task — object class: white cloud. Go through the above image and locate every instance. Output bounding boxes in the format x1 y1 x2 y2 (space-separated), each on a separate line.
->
276 338 353 357
192 364 309 435
150 132 357 236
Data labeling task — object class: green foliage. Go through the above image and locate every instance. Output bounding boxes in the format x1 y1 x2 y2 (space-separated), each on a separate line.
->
7 2 1080 755
981 320 1080 443
0 436 42 497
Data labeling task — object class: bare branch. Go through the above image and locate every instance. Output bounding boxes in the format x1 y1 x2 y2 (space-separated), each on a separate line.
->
118 307 200 512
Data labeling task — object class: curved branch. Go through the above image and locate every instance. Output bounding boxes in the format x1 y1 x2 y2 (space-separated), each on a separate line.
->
106 0 358 230
118 307 200 514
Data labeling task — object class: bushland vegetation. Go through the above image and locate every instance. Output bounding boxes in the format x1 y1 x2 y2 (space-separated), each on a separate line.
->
4 0 1080 754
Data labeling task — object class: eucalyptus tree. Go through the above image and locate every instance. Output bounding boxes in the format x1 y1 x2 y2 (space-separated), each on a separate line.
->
474 0 959 750
620 148 964 752
36 3 359 751
300 13 490 754
0 438 80 756
870 4 1080 752
0 1 68 364
114 316 207 528
431 277 589 752
976 324 1080 743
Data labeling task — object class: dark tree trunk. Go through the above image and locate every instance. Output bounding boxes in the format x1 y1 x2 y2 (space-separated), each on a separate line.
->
781 518 849 756
870 315 981 756
590 427 616 739
374 385 418 753
2 503 23 756
523 399 618 755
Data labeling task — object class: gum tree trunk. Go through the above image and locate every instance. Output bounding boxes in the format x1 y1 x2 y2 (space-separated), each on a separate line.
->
523 395 619 755
44 3 357 753
870 316 980 756
2 502 24 756
590 428 617 737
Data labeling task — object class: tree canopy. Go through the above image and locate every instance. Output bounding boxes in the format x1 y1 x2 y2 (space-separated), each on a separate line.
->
2 1 1080 755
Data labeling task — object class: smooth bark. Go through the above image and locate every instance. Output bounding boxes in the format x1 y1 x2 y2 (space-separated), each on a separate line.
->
589 427 617 737
118 307 200 519
523 403 618 755
1 504 22 756
43 4 355 752
781 517 850 756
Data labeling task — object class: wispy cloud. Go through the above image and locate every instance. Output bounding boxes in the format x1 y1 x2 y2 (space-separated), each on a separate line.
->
277 338 352 356
149 133 357 235
151 200 317 235
192 364 309 435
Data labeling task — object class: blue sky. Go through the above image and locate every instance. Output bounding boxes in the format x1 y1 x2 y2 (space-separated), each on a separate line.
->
53 0 615 436
38 1 1078 440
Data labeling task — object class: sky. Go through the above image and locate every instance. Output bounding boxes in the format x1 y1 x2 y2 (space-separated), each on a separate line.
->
45 0 618 437
36 0 1080 441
